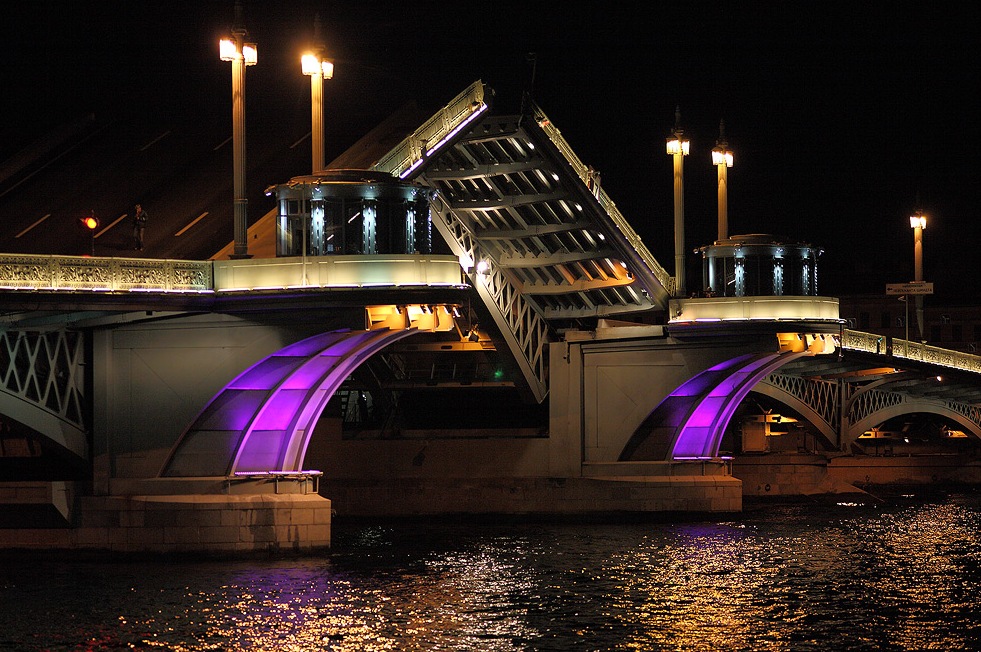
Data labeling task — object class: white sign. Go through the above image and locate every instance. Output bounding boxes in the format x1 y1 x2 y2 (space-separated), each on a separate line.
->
886 282 934 295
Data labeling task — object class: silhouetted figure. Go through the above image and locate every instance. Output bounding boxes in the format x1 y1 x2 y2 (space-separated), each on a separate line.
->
586 165 602 198
133 204 148 251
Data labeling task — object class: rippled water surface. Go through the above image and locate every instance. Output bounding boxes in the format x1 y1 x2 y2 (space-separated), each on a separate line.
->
3 490 981 651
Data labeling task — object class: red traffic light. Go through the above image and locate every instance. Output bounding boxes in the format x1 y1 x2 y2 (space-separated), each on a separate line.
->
81 215 99 230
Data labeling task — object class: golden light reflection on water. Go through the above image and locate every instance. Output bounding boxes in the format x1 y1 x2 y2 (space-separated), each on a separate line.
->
2 495 980 651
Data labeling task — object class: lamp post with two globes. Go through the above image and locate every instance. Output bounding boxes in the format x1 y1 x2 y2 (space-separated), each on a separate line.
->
910 209 927 342
665 107 690 298
219 2 257 259
711 120 733 242
301 15 335 174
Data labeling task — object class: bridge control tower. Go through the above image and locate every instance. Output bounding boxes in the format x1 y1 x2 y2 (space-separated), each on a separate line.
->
696 234 824 298
267 169 436 257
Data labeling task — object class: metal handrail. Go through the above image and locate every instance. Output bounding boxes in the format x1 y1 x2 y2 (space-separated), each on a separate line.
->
373 80 489 179
533 105 676 297
842 328 981 375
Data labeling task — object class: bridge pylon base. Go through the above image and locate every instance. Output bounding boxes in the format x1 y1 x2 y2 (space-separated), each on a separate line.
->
320 468 741 518
0 478 331 556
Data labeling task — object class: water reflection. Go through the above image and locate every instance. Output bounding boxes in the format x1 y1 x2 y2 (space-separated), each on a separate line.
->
1 492 980 650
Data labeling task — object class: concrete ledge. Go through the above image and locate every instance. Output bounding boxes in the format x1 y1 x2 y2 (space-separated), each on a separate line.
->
828 454 981 486
0 493 332 556
322 476 742 517
733 452 981 496
583 460 732 478
110 473 322 496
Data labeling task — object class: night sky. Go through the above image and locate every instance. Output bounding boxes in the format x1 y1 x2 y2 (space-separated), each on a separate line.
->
3 1 979 299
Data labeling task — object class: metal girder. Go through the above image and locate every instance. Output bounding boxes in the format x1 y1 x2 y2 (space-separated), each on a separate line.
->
425 160 549 180
0 329 88 460
520 276 635 295
446 190 569 210
414 99 671 337
474 220 594 240
497 248 619 268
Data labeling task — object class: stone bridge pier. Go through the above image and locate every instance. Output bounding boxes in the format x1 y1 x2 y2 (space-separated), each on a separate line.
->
1 313 344 555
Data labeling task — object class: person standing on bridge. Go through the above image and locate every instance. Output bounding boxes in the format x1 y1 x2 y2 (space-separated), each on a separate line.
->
133 204 148 251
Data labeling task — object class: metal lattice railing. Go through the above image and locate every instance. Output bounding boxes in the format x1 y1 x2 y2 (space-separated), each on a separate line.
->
761 373 840 432
845 387 904 426
430 197 550 403
0 329 86 431
944 400 981 429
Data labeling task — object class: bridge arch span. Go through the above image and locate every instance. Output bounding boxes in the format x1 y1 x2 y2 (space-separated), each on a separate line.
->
750 382 839 451
159 328 419 477
846 399 981 444
0 392 88 465
620 349 815 461
0 329 88 463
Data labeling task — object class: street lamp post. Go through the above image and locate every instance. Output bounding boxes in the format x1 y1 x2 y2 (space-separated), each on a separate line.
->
220 2 257 259
301 15 334 174
910 209 927 342
903 294 909 349
711 119 733 242
666 107 690 297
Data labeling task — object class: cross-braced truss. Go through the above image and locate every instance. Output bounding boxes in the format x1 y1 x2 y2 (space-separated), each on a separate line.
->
0 328 88 459
380 82 675 401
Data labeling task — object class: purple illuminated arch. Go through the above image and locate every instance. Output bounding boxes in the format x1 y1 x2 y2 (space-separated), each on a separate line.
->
619 350 813 461
160 328 418 477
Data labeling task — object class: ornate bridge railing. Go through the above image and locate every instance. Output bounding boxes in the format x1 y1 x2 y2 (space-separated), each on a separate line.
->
0 254 212 293
843 329 981 375
373 80 490 180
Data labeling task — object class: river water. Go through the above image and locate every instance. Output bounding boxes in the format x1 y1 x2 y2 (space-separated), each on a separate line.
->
2 489 980 651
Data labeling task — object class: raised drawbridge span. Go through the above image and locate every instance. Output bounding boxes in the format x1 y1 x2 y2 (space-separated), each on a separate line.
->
373 81 673 402
3 81 981 481
2 81 981 550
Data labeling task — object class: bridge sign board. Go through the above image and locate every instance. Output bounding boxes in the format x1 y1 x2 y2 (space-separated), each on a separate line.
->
886 282 934 295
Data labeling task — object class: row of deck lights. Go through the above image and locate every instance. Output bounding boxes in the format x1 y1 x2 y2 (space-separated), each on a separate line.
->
218 2 333 259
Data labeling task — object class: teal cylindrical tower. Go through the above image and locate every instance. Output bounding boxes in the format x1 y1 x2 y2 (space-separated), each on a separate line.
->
696 234 823 297
266 169 434 257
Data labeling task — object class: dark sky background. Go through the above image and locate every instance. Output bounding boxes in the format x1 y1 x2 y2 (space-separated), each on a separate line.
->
3 0 979 299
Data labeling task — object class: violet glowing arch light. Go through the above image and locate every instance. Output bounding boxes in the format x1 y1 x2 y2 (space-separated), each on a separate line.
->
161 328 418 477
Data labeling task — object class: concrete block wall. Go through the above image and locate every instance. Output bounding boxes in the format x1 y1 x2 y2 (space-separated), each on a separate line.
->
0 493 332 556
827 455 981 487
320 476 742 518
